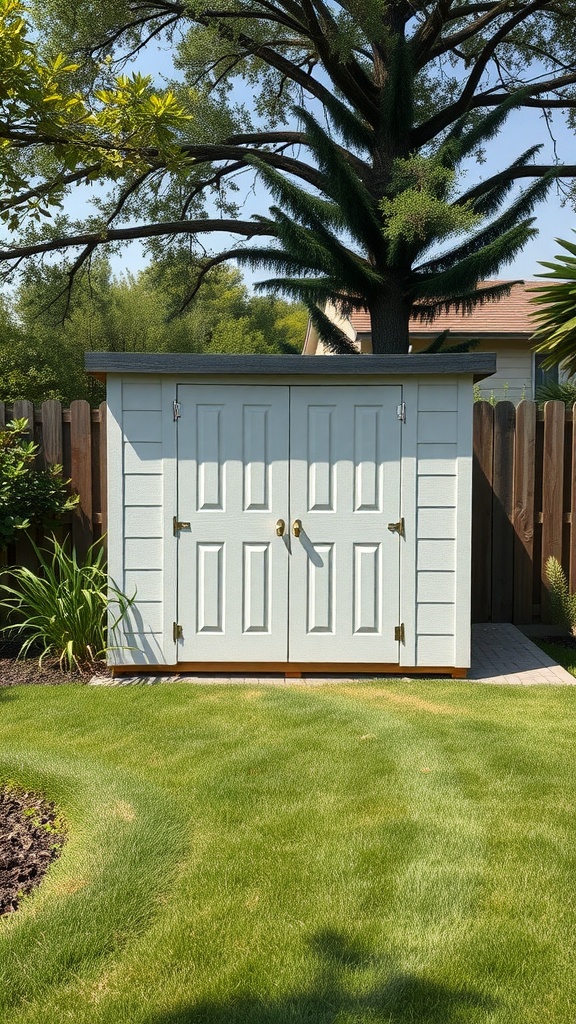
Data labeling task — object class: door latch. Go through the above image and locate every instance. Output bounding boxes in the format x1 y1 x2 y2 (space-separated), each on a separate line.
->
173 516 191 536
387 518 405 537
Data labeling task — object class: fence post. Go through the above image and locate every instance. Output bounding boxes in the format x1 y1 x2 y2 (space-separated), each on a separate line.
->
513 400 536 624
491 401 516 622
570 404 576 594
70 400 93 562
472 401 494 622
541 400 565 621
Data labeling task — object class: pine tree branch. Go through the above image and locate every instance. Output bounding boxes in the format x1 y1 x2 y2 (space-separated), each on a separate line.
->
413 0 554 144
421 0 531 66
457 163 576 203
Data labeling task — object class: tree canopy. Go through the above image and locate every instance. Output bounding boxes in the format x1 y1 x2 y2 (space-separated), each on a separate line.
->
1 0 576 351
0 258 307 405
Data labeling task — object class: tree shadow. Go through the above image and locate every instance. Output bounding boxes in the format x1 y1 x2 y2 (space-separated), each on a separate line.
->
144 928 496 1024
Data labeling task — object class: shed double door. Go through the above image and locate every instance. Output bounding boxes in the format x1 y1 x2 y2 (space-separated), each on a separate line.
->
176 384 402 665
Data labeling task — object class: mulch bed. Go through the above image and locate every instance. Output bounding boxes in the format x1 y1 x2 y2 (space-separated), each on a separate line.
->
0 638 108 686
0 787 67 915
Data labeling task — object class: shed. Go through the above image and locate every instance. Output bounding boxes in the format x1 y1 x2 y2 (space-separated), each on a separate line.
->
85 352 496 678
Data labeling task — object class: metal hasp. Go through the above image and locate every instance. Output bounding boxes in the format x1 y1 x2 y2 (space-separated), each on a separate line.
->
173 516 191 536
173 622 183 642
387 517 405 538
394 624 405 643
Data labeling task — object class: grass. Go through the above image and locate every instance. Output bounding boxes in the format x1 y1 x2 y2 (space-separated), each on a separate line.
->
536 640 576 677
1 680 575 1023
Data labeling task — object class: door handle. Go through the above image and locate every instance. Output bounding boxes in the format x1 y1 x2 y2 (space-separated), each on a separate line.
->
275 519 285 537
292 519 302 537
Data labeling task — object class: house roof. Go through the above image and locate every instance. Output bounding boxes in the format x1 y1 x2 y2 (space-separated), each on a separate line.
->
350 281 540 336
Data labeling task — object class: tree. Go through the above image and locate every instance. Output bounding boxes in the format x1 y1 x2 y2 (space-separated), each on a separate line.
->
0 257 307 404
531 234 576 377
1 0 576 352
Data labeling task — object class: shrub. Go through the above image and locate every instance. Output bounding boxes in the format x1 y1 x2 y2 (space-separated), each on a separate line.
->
545 556 576 635
0 535 134 671
0 418 78 549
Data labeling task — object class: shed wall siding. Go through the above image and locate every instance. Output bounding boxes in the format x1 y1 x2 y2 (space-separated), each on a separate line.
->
109 379 167 664
414 378 471 666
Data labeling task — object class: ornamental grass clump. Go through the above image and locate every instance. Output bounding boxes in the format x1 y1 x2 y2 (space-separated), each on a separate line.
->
545 556 576 635
0 536 134 672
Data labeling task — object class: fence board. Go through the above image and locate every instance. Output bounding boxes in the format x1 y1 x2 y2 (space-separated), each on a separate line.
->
41 400 63 468
70 400 93 561
571 403 576 593
471 401 494 623
492 401 515 622
513 400 536 623
541 401 565 621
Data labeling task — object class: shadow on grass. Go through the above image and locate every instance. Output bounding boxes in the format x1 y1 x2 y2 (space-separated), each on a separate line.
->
146 929 496 1024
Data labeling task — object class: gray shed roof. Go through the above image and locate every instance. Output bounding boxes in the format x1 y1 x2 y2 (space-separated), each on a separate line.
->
85 352 496 382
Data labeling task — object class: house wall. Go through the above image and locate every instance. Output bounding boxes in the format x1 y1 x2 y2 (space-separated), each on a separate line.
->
411 336 532 404
308 330 532 405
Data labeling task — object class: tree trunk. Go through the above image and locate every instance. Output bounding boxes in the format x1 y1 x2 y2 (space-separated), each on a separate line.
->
369 287 411 354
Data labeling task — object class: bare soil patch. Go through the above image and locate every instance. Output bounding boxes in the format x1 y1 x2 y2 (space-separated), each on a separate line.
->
0 787 66 915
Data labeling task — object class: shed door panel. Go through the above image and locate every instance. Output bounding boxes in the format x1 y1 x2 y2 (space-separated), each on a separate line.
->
177 385 289 661
288 386 402 663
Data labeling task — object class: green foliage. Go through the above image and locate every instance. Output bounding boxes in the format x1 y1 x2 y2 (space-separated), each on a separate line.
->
380 156 480 251
531 234 576 377
0 258 306 405
0 534 134 670
535 379 576 406
0 418 77 548
0 0 190 232
545 556 576 635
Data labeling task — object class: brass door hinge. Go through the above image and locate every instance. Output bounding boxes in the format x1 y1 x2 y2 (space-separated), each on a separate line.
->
173 622 183 643
394 623 405 643
387 517 405 538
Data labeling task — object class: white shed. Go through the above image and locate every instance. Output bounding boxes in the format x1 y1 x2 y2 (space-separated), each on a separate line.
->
85 353 496 678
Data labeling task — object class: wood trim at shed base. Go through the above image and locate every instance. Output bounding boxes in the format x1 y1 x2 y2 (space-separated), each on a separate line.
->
111 662 468 680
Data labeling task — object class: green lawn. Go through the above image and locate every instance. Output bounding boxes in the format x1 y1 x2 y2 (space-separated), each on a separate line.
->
537 640 576 678
1 680 575 1024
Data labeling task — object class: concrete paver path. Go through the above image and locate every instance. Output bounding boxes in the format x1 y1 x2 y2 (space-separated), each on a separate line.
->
469 622 575 685
91 623 576 686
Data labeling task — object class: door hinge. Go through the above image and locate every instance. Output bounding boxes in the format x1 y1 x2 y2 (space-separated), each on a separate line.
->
394 623 405 643
387 517 405 538
173 622 183 643
173 399 181 421
173 515 191 536
397 402 406 423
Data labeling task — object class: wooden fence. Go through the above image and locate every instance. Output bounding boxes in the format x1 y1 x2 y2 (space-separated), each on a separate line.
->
1 398 574 624
472 399 575 624
0 400 107 567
